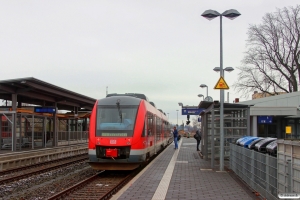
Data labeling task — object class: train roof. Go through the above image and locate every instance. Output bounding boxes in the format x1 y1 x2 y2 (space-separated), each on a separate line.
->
99 95 168 120
149 102 156 108
99 95 141 106
106 93 149 102
158 109 166 115
104 94 166 116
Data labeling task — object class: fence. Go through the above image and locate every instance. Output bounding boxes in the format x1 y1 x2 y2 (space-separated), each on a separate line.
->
277 139 300 194
230 143 278 200
1 131 88 150
57 131 88 145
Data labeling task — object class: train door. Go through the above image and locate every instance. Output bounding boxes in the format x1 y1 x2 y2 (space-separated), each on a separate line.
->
153 115 157 154
156 117 162 143
143 119 148 150
163 120 168 144
147 112 154 148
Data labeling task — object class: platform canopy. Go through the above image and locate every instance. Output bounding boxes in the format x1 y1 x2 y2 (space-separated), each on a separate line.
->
0 77 96 111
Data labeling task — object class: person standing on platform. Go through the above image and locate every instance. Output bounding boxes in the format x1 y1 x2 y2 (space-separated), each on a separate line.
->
194 129 202 151
173 126 178 149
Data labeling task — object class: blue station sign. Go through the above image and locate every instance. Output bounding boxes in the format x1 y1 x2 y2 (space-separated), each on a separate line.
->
182 108 205 115
258 116 273 124
34 107 57 113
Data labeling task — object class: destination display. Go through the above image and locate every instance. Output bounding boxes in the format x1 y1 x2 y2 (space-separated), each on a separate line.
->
102 133 127 136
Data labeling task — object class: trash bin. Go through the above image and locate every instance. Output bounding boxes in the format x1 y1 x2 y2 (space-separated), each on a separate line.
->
255 138 276 153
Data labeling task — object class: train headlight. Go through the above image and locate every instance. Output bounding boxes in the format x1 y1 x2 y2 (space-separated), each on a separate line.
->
97 141 100 145
126 141 131 145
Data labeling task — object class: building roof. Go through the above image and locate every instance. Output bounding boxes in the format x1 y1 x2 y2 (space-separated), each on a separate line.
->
0 77 96 111
198 101 249 109
240 91 300 107
235 91 300 117
197 101 249 115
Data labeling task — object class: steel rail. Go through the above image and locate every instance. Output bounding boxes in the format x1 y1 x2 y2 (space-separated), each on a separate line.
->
0 155 88 185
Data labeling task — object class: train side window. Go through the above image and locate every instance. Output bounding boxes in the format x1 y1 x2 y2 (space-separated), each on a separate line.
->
142 120 146 137
147 112 153 136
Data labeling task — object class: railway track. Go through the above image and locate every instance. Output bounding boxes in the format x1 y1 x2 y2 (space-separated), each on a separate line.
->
0 154 88 185
0 141 170 199
48 143 169 200
49 170 134 200
0 165 97 199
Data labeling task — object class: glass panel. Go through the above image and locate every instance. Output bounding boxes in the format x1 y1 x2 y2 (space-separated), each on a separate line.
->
258 124 266 137
96 106 138 137
296 123 300 139
205 108 249 159
286 119 295 139
147 112 154 136
267 124 276 138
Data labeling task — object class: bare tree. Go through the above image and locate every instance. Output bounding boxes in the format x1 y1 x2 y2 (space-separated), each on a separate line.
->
234 5 300 98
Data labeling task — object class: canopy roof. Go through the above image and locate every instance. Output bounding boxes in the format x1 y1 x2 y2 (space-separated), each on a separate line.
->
0 77 96 111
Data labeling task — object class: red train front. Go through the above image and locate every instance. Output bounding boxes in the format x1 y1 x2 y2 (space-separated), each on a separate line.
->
88 94 171 170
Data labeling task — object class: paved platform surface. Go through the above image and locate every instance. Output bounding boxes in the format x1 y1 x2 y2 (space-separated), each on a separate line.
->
111 137 259 200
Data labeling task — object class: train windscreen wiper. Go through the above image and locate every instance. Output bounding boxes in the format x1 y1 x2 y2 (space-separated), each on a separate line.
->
116 99 122 123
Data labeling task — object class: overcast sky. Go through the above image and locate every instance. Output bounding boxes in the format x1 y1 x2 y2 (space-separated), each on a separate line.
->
0 1 299 125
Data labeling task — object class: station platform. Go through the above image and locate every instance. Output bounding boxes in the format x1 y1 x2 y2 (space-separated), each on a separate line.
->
111 137 258 200
0 144 87 171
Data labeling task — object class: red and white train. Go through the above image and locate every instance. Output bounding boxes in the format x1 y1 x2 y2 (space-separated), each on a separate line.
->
88 93 172 170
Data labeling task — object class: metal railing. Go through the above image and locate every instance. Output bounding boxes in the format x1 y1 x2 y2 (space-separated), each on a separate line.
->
1 131 88 151
277 139 300 194
230 143 278 200
57 131 88 145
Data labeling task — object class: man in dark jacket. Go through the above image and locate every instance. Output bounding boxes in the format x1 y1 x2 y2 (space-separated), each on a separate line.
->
173 126 178 149
194 129 201 151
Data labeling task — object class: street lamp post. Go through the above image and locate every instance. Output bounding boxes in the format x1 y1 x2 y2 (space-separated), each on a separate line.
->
200 84 208 99
176 110 179 127
202 9 241 171
178 103 183 129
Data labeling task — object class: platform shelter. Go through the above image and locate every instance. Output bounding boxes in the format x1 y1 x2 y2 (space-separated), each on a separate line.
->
198 101 250 168
0 77 96 152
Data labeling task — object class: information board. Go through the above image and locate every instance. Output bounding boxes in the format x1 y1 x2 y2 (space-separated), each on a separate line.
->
182 108 205 115
34 107 56 113
258 116 273 124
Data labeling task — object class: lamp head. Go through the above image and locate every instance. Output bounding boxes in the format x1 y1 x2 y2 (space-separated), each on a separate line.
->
213 67 234 72
213 67 221 72
201 10 220 20
200 84 208 88
222 9 241 20
224 67 234 72
178 102 183 106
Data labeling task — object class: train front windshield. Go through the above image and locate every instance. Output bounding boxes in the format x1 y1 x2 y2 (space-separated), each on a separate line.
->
96 106 138 137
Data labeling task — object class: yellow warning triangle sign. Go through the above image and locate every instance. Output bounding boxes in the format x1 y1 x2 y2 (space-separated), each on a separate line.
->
214 76 229 89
